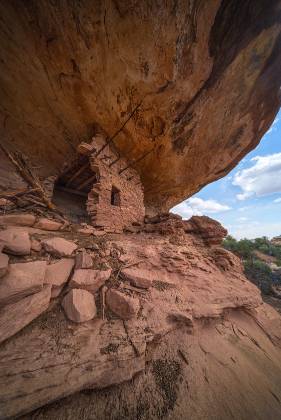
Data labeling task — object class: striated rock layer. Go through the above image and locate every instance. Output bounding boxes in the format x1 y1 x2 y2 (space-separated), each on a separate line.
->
0 1 281 212
0 215 281 419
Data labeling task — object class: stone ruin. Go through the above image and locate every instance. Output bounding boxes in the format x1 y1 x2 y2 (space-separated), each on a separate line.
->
51 135 145 233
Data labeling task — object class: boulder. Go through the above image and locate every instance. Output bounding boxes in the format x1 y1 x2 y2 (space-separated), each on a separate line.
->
69 268 112 293
62 289 97 323
42 237 78 257
0 229 31 256
185 216 228 246
44 259 75 298
106 289 140 320
0 285 51 344
121 267 153 289
77 227 95 235
31 238 42 252
0 252 9 278
0 213 35 227
93 230 106 237
0 260 47 307
75 251 93 269
35 218 63 231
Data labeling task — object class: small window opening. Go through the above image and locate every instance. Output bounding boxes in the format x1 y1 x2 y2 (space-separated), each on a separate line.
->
111 186 120 206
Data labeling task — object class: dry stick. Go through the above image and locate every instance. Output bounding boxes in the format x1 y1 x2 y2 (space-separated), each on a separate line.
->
76 174 97 191
8 195 26 207
65 161 90 187
101 286 108 320
120 282 146 294
0 187 39 199
95 102 142 158
24 196 47 207
114 259 145 281
0 144 56 211
55 185 88 197
119 148 154 174
123 259 145 269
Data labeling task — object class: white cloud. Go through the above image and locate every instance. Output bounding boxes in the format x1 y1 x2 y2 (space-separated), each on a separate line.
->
236 192 252 201
238 206 250 212
233 152 281 200
237 217 248 222
188 197 231 213
274 197 281 203
171 201 194 219
229 221 281 240
172 197 231 219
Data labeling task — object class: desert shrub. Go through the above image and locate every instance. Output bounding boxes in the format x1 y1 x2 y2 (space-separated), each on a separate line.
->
223 235 281 294
223 236 254 259
244 259 273 294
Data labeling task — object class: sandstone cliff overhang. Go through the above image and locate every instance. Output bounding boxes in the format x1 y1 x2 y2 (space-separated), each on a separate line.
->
0 1 281 213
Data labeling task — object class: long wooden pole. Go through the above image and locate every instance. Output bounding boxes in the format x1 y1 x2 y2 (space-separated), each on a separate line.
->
119 148 154 175
95 102 142 157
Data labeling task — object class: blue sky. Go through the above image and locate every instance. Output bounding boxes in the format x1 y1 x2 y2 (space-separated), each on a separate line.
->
172 110 281 239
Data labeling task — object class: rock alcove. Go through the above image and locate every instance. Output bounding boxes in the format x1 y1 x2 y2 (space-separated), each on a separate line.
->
0 1 281 419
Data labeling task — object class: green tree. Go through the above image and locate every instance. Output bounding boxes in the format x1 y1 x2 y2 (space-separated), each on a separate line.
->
244 259 273 294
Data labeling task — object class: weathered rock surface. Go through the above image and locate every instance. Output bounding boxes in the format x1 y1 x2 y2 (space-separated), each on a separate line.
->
0 2 280 213
77 227 95 235
42 237 78 257
0 315 145 419
121 267 153 289
75 251 93 269
0 252 9 278
0 217 280 419
16 310 281 420
30 238 42 252
69 268 112 293
0 285 51 344
44 259 75 298
0 214 35 227
0 229 31 256
186 215 228 246
106 289 140 320
35 218 63 231
62 289 97 323
0 261 47 307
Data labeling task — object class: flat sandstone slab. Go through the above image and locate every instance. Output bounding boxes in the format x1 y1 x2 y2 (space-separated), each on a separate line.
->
42 237 78 257
44 259 75 298
69 268 112 293
0 285 51 344
35 218 63 231
0 252 9 278
0 260 47 307
0 317 145 418
0 229 31 256
0 214 36 227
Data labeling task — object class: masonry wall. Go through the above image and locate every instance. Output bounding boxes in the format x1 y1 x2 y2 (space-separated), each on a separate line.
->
86 146 145 233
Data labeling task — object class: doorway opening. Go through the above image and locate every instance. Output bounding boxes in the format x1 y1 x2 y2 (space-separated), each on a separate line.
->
52 157 98 223
111 186 121 206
